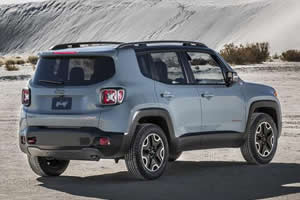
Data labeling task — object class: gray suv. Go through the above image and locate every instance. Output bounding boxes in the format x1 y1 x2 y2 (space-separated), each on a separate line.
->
19 41 282 180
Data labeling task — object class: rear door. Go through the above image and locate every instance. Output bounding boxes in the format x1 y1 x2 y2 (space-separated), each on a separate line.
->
182 51 245 133
138 51 202 137
27 56 115 127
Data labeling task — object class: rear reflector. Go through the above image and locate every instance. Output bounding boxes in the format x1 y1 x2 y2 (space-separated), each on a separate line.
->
27 137 37 144
99 137 110 146
22 88 31 106
53 51 77 55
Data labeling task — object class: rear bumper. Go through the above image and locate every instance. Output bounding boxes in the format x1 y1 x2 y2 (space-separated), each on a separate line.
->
28 147 103 161
19 127 126 160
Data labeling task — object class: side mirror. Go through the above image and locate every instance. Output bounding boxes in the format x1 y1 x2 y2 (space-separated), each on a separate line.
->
225 71 239 86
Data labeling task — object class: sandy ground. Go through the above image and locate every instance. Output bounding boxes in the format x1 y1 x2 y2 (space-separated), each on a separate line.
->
0 62 300 200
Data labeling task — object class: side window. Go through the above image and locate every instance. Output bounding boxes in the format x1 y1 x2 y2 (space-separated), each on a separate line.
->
186 52 225 84
150 52 186 84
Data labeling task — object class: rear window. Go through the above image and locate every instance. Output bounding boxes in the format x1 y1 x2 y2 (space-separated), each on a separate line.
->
33 56 115 86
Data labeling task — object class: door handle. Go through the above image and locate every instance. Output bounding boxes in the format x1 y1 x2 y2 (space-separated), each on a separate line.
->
161 92 175 98
201 93 214 98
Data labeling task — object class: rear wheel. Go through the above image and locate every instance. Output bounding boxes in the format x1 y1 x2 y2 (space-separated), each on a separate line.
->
125 123 169 180
28 156 69 177
241 113 278 165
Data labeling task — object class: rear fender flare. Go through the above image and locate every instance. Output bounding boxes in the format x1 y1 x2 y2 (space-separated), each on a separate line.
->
121 108 178 157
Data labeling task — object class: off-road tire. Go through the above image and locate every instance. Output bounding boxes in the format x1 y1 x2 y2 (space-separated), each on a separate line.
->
241 113 278 165
125 123 169 180
28 156 69 177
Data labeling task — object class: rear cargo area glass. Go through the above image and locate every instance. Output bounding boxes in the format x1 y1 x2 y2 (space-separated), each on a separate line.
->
33 56 115 86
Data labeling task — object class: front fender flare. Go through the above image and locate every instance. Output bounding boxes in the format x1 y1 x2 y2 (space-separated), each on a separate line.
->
246 100 282 137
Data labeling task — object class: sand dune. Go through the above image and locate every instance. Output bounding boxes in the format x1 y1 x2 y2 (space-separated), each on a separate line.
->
0 0 300 54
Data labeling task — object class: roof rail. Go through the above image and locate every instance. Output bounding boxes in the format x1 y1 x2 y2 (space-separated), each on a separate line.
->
117 40 207 49
50 41 123 50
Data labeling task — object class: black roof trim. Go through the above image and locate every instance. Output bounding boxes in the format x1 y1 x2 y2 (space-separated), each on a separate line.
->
50 40 208 50
50 41 123 50
117 40 207 49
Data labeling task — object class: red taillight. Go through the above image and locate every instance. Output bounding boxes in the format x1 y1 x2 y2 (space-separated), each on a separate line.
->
117 89 125 103
22 88 31 106
53 51 77 55
100 88 125 105
101 89 117 105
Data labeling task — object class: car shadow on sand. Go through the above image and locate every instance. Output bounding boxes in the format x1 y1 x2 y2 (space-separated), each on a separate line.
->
37 161 300 200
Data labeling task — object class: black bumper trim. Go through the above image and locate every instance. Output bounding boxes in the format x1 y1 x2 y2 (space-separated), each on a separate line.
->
20 127 126 159
28 147 103 161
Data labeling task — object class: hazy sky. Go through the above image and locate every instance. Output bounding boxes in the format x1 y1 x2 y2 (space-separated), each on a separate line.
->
0 0 46 5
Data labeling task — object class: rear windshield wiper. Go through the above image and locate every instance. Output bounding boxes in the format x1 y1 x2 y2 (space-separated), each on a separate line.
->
39 80 64 85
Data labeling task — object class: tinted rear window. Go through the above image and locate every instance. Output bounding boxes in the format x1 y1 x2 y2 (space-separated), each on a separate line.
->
33 56 115 86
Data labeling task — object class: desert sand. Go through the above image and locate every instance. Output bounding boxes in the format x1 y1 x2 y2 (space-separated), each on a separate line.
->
0 62 299 200
1 0 300 55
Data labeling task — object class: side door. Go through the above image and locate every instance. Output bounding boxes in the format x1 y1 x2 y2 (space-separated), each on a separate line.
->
137 51 202 137
182 50 246 133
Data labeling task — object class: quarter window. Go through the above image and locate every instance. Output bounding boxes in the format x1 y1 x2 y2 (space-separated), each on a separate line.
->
186 52 225 84
137 54 152 79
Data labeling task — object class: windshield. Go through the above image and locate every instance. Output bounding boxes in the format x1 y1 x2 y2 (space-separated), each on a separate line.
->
33 56 115 86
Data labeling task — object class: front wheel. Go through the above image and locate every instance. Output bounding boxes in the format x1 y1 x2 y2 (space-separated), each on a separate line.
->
241 113 278 165
125 123 169 180
28 156 69 177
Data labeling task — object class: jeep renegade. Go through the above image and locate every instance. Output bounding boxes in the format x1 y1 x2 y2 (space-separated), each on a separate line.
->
19 41 282 180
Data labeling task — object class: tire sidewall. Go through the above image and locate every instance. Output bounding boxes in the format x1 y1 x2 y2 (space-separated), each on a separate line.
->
38 157 69 176
248 114 278 164
134 124 169 180
28 156 69 176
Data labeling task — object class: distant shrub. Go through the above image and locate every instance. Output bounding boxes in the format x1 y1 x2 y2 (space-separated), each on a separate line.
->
0 59 4 67
27 55 38 65
5 59 15 66
281 50 300 62
15 58 26 65
5 59 19 71
6 65 19 71
272 53 280 59
220 42 270 65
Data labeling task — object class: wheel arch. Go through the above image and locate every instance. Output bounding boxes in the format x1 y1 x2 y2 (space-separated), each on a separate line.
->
122 108 179 158
246 100 282 137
